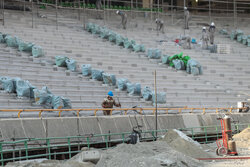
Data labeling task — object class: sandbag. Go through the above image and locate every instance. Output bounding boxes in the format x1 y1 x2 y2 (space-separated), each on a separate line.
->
16 79 35 98
32 45 44 57
117 78 129 91
33 86 53 106
55 56 68 67
52 95 64 109
81 64 92 76
62 97 72 109
126 83 141 96
186 59 203 75
0 77 15 93
91 69 104 81
115 34 124 46
161 55 169 64
142 86 152 101
102 73 116 86
152 92 166 104
173 59 185 70
5 35 19 48
18 40 34 52
66 58 77 72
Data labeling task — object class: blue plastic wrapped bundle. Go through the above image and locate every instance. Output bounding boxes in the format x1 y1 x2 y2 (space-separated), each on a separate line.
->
132 44 141 52
0 77 15 93
102 73 116 86
117 78 129 91
62 97 72 109
152 92 166 104
186 59 203 75
191 67 199 76
52 95 64 109
32 45 44 57
242 36 247 45
33 86 53 105
161 55 169 64
92 24 101 34
55 56 68 67
123 39 133 49
116 35 124 46
16 79 35 98
5 35 18 48
66 58 77 72
148 49 161 59
0 33 4 43
126 83 141 96
18 40 34 52
173 59 185 70
140 45 145 52
86 23 94 32
100 28 109 39
81 64 92 76
91 69 104 81
237 35 243 42
108 31 117 42
142 86 152 101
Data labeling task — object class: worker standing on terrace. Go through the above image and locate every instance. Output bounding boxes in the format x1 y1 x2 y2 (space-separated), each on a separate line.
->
184 7 190 29
155 18 165 34
116 10 127 29
201 27 209 49
102 91 121 115
209 22 216 44
96 0 102 19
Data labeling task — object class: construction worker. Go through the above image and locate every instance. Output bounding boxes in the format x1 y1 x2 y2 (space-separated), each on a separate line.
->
96 0 102 9
116 10 127 29
209 22 216 44
102 91 121 116
201 27 209 49
155 19 164 34
184 7 190 29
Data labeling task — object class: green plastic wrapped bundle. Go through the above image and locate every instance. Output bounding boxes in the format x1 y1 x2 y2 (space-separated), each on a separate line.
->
32 45 44 57
5 35 19 48
115 34 124 46
100 28 109 39
18 40 34 52
123 39 133 49
55 56 68 67
108 31 116 42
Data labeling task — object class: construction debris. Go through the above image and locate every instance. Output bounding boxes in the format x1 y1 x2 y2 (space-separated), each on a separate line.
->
233 128 250 149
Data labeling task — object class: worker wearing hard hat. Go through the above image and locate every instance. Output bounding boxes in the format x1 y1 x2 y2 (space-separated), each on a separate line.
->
116 10 127 29
102 91 121 115
209 22 216 44
184 7 190 29
201 27 209 49
155 18 165 34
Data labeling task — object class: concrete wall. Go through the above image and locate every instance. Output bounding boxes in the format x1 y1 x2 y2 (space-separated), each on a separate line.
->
0 113 250 141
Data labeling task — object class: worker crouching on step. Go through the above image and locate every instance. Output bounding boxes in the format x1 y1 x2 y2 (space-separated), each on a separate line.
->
102 91 121 116
116 10 127 29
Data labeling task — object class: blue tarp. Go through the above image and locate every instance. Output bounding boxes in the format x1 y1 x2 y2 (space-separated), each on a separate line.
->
126 83 141 96
102 73 116 86
186 59 203 75
142 86 152 101
152 92 166 104
55 56 68 67
66 58 77 72
173 59 185 70
117 78 129 91
161 55 169 64
91 69 104 81
81 64 92 76
32 45 44 57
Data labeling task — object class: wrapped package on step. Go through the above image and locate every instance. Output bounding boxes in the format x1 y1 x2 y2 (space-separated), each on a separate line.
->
142 86 152 101
102 73 116 86
161 55 170 64
66 58 77 72
91 69 104 81
186 59 203 75
126 83 141 96
81 64 92 76
173 59 185 70
152 92 166 104
18 40 34 52
16 79 36 98
32 45 44 57
117 78 129 91
55 56 68 67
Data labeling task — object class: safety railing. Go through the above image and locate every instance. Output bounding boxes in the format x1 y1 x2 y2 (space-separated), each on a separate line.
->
0 107 247 118
0 123 249 166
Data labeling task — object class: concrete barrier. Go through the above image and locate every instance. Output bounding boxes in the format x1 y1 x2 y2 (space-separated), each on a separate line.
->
0 113 249 141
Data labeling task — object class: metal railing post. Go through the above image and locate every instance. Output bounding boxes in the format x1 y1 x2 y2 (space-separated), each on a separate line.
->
46 138 51 159
0 143 3 166
67 138 71 158
24 141 28 160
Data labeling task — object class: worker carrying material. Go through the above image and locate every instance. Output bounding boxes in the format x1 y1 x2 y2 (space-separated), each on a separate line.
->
102 91 121 115
155 19 164 34
116 10 127 29
209 22 216 44
184 7 190 29
201 27 209 49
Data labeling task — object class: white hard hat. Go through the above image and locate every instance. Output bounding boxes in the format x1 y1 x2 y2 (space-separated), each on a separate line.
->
202 27 206 30
184 7 187 10
211 22 215 26
116 10 120 14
